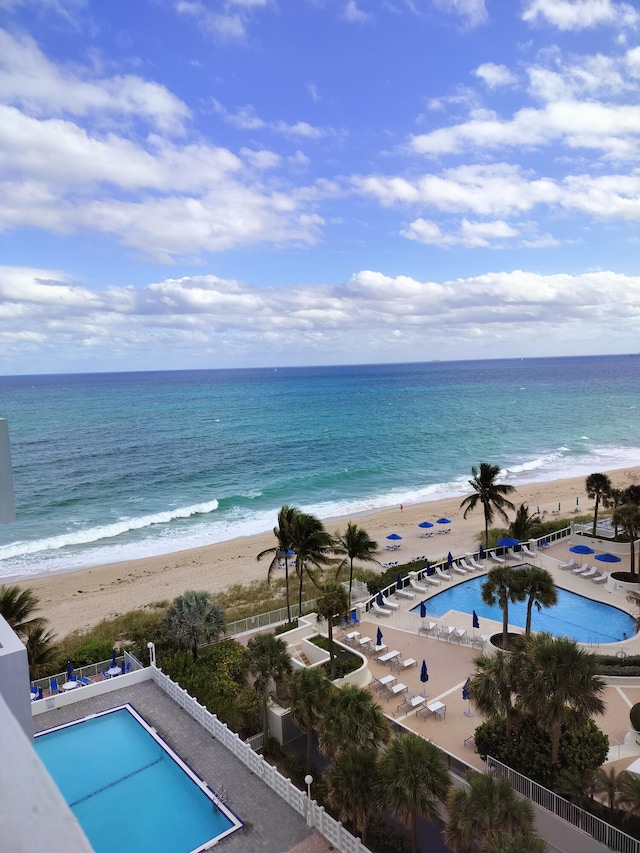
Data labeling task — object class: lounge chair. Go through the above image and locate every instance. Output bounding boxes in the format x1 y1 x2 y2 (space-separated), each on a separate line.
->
467 555 484 570
572 563 589 575
380 594 400 610
521 545 536 558
372 601 391 617
435 566 452 580
395 587 416 600
79 676 93 685
459 557 475 571
409 577 427 593
505 549 520 561
592 572 609 584
424 575 441 586
418 620 439 636
539 538 549 549
50 677 61 694
489 552 505 564
581 566 598 579
100 669 111 679
558 558 576 571
451 562 467 575
453 628 467 644
350 611 360 625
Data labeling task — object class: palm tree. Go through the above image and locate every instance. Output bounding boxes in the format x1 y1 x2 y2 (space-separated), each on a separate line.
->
460 462 516 548
517 632 605 764
444 771 536 853
481 566 526 649
378 734 450 853
594 766 630 810
618 771 640 814
316 584 349 679
468 650 519 738
0 585 46 636
257 504 300 622
325 744 379 845
585 473 612 537
519 566 557 635
24 622 57 677
289 511 335 614
614 502 640 577
288 667 332 774
318 684 390 758
482 830 547 853
162 590 225 661
509 504 538 542
609 487 625 536
334 522 379 610
247 632 292 741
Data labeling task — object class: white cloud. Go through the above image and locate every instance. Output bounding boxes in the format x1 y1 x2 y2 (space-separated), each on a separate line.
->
342 0 371 23
402 217 520 247
212 98 336 139
175 0 269 40
0 29 190 133
433 0 488 27
473 63 518 88
522 0 639 31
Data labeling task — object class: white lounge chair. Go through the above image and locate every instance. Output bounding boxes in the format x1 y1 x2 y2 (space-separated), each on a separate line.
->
489 552 505 564
395 587 416 599
581 566 598 579
372 601 391 617
451 562 467 575
423 575 441 586
459 557 475 571
592 572 609 584
521 545 536 558
467 555 484 570
409 578 427 593
558 558 576 571
435 566 452 580
505 549 520 561
453 628 467 643
571 563 589 575
381 594 400 610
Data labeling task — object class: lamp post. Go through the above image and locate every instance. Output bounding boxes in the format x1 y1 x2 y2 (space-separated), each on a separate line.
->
304 774 314 827
147 641 156 668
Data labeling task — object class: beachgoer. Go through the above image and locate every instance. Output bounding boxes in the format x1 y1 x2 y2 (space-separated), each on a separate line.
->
400 504 403 512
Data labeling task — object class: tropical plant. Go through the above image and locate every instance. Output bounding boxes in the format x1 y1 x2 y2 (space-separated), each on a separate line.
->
289 511 335 613
162 590 225 662
257 504 300 622
316 584 349 679
23 622 58 676
517 632 606 764
444 771 536 853
325 744 379 845
508 503 538 542
481 566 526 649
482 830 547 853
0 585 46 636
247 632 292 741
318 684 390 757
519 566 557 634
585 473 612 537
288 667 332 774
555 765 597 808
377 734 450 853
334 522 379 610
613 502 640 577
460 462 516 548
594 766 631 810
468 650 519 737
630 702 640 733
609 487 626 536
619 771 640 814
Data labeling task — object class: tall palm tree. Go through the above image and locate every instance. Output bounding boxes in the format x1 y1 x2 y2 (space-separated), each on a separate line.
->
444 771 536 853
377 734 450 853
460 462 516 548
482 830 547 853
325 744 379 845
316 584 350 679
24 622 57 677
519 566 557 635
609 487 625 537
468 650 519 738
481 566 526 649
289 511 335 614
162 590 225 661
585 473 612 537
247 632 292 741
618 771 640 814
594 766 631 810
334 522 379 610
0 585 46 636
257 504 300 622
318 684 390 758
517 632 605 764
509 504 538 542
288 667 332 774
614 502 640 577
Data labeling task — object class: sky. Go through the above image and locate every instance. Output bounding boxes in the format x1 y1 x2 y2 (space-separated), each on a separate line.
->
1 0 640 374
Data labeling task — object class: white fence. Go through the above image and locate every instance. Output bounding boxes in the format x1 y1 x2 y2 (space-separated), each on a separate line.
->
487 756 640 853
151 666 372 853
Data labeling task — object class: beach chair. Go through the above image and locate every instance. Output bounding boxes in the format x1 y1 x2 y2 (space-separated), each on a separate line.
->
350 611 359 625
539 538 549 549
50 677 61 694
505 549 520 561
424 575 441 586
521 545 536 558
467 555 484 570
100 669 111 679
435 566 452 581
581 566 598 579
489 552 505 564
409 577 427 593
380 594 400 610
592 572 609 584
372 601 391 617
558 558 576 571
571 563 589 575
395 587 416 599
451 563 467 575
459 557 476 571
79 676 93 685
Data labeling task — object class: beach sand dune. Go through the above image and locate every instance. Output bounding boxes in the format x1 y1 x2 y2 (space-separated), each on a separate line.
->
10 466 640 638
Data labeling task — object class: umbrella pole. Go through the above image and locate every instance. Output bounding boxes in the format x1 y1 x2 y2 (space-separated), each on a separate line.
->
464 700 474 718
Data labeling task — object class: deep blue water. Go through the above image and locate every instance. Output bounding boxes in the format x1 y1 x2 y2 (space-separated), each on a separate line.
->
1 356 639 579
412 574 636 643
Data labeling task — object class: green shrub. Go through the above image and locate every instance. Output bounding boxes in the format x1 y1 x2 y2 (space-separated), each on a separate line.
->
310 636 361 678
630 703 640 733
275 619 299 635
71 639 115 667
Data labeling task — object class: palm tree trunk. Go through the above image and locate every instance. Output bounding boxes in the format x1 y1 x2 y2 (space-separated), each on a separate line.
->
192 639 198 662
551 717 561 764
284 558 291 622
348 557 354 611
328 621 336 679
262 694 269 742
298 562 304 615
410 808 418 853
592 494 600 537
502 596 509 649
525 597 533 634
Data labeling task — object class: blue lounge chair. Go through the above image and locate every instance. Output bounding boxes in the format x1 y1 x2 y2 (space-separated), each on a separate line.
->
50 677 61 694
79 676 92 685
350 611 359 625
100 669 111 679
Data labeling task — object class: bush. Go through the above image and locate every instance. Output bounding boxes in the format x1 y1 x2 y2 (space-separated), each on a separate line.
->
275 619 299 635
630 703 640 733
71 639 115 667
310 636 361 678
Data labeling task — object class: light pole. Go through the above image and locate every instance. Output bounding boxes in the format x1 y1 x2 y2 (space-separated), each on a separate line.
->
147 641 156 668
304 774 314 827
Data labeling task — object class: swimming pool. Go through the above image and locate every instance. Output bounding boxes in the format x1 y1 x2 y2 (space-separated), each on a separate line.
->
34 705 242 853
412 574 636 643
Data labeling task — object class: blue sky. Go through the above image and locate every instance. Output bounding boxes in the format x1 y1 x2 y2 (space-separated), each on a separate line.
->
1 0 640 374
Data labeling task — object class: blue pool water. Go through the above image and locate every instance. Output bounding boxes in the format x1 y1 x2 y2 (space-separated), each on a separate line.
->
412 574 636 644
34 706 241 853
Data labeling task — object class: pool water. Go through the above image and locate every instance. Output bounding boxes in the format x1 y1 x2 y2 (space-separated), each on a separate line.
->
412 574 636 643
34 706 241 853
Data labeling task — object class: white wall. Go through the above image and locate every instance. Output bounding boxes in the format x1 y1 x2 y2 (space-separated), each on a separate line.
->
0 419 16 523
0 615 32 739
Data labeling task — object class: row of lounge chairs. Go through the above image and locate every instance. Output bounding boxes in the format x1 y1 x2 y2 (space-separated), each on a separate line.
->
558 558 609 583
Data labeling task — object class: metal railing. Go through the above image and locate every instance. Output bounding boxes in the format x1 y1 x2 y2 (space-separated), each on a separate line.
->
224 600 317 638
30 651 143 694
487 756 640 853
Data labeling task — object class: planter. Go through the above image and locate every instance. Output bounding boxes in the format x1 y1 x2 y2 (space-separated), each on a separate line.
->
608 573 640 595
489 631 523 652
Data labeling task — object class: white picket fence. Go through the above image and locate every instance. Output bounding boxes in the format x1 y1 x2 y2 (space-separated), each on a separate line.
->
151 666 372 853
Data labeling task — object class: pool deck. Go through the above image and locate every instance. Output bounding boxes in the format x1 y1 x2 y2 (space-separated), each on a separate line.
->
33 681 315 853
353 544 640 775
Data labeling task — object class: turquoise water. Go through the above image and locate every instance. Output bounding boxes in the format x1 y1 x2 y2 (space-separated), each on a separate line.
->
1 355 639 579
412 574 636 643
34 707 240 853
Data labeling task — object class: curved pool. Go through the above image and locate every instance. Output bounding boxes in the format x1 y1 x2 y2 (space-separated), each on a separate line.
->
412 575 636 644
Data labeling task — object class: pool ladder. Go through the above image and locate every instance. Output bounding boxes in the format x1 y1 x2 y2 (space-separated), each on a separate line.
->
215 785 228 805
587 636 600 648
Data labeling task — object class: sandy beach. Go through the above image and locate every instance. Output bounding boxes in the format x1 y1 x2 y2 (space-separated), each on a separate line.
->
11 465 640 638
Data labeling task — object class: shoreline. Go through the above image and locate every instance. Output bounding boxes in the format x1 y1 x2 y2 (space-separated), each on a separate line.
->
11 464 640 638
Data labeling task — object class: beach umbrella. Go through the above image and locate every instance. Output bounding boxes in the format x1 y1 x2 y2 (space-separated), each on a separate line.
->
396 573 403 591
419 601 427 619
425 563 434 576
478 544 485 560
472 610 480 630
377 590 385 607
386 533 402 541
447 552 453 567
497 537 519 548
437 517 451 526
110 648 117 668
66 661 74 680
279 549 295 558
418 521 433 530
420 660 429 684
463 677 474 718
570 544 594 555
121 657 126 675
595 553 622 563
376 627 383 646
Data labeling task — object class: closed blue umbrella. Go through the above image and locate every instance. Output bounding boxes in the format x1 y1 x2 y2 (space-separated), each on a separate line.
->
377 590 384 607
570 544 594 555
425 561 434 576
595 553 622 563
419 601 427 619
497 537 519 548
420 660 429 684
463 677 474 718
121 657 126 675
478 544 485 559
396 573 403 590
376 627 383 646
447 552 453 567
472 610 480 630
111 648 117 668
66 661 74 681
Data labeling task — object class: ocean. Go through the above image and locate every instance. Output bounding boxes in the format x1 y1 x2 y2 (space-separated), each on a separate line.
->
0 356 639 581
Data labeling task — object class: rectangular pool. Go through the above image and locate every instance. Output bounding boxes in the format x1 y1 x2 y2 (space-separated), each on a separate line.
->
34 705 242 853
